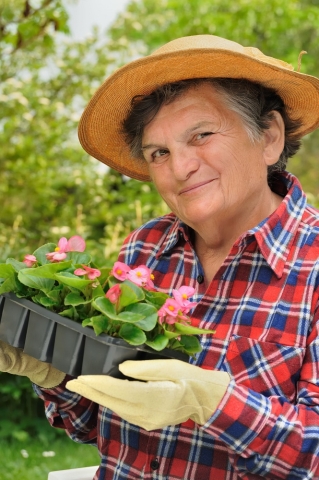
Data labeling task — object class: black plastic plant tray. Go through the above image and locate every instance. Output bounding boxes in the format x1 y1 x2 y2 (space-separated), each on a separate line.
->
0 293 188 377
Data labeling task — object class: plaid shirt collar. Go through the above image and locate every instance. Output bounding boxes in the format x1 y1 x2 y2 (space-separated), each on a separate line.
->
156 172 307 279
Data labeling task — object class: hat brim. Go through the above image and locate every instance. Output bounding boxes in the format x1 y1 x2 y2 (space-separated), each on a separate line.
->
78 48 319 182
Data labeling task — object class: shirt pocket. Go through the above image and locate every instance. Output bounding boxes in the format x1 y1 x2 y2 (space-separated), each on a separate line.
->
225 335 305 401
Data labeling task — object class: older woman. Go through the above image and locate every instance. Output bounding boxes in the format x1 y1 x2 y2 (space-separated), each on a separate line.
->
2 35 319 479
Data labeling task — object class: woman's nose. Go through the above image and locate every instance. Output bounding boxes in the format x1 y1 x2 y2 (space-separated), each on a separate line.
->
170 147 200 180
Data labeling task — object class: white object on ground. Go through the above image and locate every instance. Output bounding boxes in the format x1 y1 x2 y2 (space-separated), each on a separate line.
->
48 466 98 480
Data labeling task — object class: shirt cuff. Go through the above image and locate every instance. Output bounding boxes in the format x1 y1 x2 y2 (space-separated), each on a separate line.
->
203 379 272 454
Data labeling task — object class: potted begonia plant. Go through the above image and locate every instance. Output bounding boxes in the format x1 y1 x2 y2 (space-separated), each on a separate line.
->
0 236 215 376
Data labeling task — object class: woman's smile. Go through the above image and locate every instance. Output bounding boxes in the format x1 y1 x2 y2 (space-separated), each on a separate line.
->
178 179 216 195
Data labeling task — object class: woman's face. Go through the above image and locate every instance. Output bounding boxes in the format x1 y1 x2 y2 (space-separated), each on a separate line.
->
142 83 281 234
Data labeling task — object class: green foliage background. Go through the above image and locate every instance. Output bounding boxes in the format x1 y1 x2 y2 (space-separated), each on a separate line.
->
1 0 319 441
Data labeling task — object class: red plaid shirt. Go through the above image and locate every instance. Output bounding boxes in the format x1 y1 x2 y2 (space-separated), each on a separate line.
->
35 172 319 479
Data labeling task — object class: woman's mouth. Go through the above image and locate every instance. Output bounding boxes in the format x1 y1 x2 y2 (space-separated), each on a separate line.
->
178 179 215 195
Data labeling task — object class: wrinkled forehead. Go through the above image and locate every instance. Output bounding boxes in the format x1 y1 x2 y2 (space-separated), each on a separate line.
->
142 84 237 145
145 81 231 127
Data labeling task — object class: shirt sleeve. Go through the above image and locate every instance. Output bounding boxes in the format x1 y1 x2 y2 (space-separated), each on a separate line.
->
203 315 319 478
33 375 98 446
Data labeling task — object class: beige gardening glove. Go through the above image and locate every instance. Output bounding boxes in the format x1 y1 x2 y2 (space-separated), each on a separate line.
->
0 340 65 388
66 359 231 431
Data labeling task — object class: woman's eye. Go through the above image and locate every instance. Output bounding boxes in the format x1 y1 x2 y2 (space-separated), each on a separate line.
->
195 131 213 140
151 149 169 162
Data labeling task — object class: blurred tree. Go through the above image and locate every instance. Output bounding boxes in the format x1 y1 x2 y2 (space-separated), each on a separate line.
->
108 0 319 69
107 0 319 200
0 0 166 264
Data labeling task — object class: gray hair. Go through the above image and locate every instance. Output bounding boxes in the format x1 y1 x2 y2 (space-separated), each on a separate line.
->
122 78 302 184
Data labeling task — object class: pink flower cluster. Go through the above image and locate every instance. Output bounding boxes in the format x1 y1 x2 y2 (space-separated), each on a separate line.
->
23 241 197 327
74 265 101 280
105 262 155 306
45 236 86 262
23 236 87 267
112 261 155 289
107 262 197 326
23 254 37 267
23 236 101 281
158 286 197 325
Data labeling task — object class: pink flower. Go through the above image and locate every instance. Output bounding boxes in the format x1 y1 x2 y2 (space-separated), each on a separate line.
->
112 261 131 281
162 314 179 325
157 308 166 325
173 286 197 313
173 286 195 304
46 251 67 262
74 265 101 280
157 297 193 326
106 284 121 304
111 262 155 289
23 254 37 267
158 298 181 324
127 265 154 288
46 236 86 263
64 235 86 252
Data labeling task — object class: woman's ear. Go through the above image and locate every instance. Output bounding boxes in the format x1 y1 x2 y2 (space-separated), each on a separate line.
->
262 111 285 166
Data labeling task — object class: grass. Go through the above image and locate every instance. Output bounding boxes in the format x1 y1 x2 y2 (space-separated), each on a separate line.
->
0 430 100 480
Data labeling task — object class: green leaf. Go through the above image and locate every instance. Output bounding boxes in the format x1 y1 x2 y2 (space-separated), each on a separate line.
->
95 266 112 286
14 289 32 299
39 297 59 308
144 289 168 308
174 323 216 336
119 323 146 346
0 264 15 278
92 296 117 317
31 292 48 305
82 318 92 327
91 284 105 298
83 315 111 336
118 280 145 309
117 311 145 323
20 262 72 280
59 307 76 318
54 272 92 290
124 303 158 331
145 334 169 351
67 252 91 264
18 271 55 293
6 258 28 272
18 20 39 40
0 276 20 295
32 243 57 265
179 335 202 355
92 297 150 323
64 292 91 306
163 328 181 339
46 287 62 302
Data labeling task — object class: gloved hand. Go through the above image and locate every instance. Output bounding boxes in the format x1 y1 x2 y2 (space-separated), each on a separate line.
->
66 359 231 431
0 340 65 388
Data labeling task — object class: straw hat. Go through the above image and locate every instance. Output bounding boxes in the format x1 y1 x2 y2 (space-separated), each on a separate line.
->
78 34 319 182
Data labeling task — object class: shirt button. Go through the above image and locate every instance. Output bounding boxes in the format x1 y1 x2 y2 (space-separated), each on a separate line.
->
150 459 160 470
197 274 204 284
